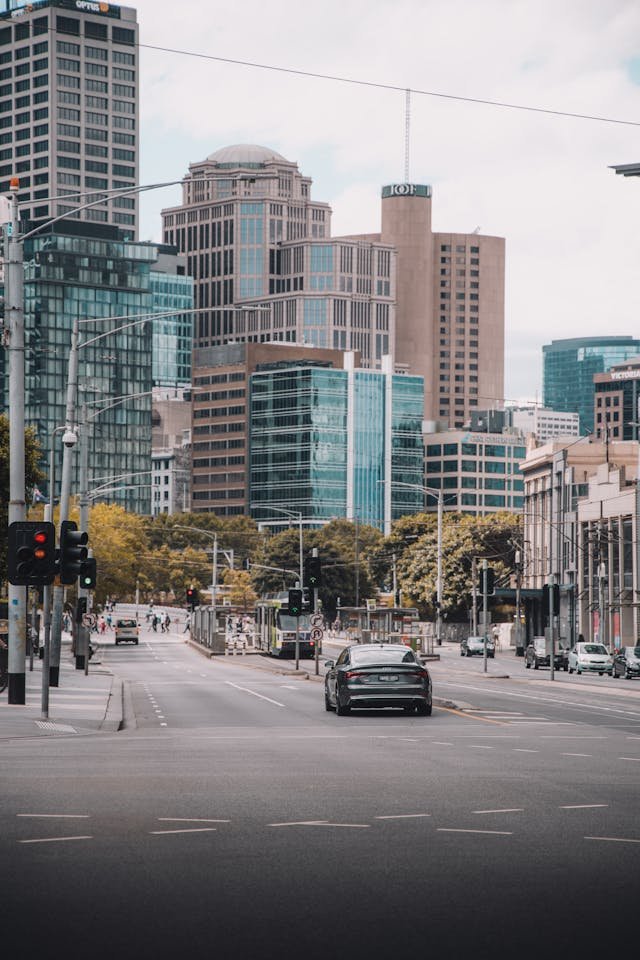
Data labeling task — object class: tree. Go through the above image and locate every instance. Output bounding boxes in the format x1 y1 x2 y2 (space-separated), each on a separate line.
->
397 511 521 620
0 415 44 581
221 568 258 612
86 502 149 605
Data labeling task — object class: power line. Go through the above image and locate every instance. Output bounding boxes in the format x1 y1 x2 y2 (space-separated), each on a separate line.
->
138 42 640 129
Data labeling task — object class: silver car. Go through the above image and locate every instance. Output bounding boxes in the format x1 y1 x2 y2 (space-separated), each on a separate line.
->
567 642 612 676
461 635 495 658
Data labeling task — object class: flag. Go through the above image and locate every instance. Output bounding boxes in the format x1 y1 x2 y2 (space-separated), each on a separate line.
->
32 485 46 504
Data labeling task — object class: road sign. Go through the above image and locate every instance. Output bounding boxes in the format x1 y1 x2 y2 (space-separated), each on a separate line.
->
82 613 96 628
310 614 324 626
310 627 324 642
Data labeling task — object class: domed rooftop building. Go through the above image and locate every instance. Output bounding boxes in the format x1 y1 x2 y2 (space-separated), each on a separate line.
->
205 144 289 167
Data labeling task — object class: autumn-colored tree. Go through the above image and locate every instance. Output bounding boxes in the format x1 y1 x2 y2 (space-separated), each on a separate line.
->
85 502 149 605
221 568 258 612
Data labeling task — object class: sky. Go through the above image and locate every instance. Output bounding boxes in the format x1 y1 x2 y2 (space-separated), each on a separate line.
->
130 0 640 404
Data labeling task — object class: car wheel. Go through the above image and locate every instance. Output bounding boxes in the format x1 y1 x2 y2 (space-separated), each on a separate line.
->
625 669 632 680
135 640 139 645
336 697 350 716
416 701 431 716
115 639 119 645
489 653 495 659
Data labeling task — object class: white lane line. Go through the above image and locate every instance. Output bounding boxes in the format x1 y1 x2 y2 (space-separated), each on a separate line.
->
400 738 419 742
437 828 513 836
431 741 453 746
472 808 524 815
160 722 168 727
469 745 493 749
561 753 592 758
19 835 93 844
150 828 217 835
618 756 640 762
157 818 230 823
585 836 640 844
513 748 538 753
560 804 608 810
17 813 90 819
225 681 285 707
280 685 298 690
268 820 369 828
375 814 431 820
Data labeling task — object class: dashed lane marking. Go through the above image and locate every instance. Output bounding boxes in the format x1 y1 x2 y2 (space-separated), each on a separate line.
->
375 814 431 820
17 813 90 818
150 828 217 835
437 828 513 836
560 804 608 810
472 808 524 815
224 681 285 707
585 836 640 844
268 820 370 828
19 835 93 844
561 753 592 758
157 818 230 823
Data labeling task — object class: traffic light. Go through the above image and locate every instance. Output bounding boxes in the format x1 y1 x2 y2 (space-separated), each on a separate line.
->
76 597 87 624
7 521 56 585
186 586 200 609
79 557 97 590
303 586 314 613
59 520 88 585
288 588 303 617
542 583 560 616
304 556 322 589
478 566 495 596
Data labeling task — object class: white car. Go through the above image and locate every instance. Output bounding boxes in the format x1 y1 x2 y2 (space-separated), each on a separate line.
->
461 635 495 658
567 642 612 676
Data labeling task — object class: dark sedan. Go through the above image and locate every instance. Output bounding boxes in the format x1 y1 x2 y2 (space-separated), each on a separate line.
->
324 643 432 716
611 645 640 680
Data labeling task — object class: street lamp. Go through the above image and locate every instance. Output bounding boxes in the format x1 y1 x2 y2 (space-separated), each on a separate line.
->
254 506 304 587
378 480 444 646
173 526 219 617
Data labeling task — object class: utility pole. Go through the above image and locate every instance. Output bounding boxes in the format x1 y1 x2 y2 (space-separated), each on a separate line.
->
76 400 90 670
482 559 489 674
548 573 555 681
50 315 79 686
5 183 26 703
471 556 478 635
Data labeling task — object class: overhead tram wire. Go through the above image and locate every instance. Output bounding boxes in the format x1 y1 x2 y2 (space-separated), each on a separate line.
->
137 42 640 129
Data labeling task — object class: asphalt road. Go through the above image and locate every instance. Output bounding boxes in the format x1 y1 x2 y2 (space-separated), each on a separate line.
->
2 627 639 960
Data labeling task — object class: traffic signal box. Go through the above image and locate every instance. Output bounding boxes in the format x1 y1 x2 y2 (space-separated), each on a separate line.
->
79 557 97 590
59 520 88 585
288 588 303 617
8 521 56 586
304 556 322 589
186 587 200 610
478 566 495 596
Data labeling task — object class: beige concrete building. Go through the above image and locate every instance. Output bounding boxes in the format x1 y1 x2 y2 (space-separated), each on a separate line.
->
378 184 505 428
151 387 192 516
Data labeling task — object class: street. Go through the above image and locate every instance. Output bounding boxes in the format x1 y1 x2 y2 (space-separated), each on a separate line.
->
2 626 639 960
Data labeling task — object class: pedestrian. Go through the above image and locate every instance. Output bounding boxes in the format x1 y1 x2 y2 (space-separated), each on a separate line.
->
106 612 112 631
184 612 191 634
165 613 171 632
159 610 167 633
152 613 158 632
99 616 106 634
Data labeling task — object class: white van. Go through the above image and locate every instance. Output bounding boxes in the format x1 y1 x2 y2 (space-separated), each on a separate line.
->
114 618 139 645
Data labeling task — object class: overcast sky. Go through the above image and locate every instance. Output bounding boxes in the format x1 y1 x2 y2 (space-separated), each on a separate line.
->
132 0 640 403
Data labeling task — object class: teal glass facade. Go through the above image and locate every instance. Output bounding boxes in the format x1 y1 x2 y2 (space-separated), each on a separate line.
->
1 222 157 514
249 361 424 529
149 268 194 388
543 337 640 435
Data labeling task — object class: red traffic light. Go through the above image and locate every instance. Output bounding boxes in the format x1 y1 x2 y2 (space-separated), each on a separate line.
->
34 531 47 544
8 521 56 585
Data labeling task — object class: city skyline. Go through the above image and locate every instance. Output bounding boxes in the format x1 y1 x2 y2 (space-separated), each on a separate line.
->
128 0 640 404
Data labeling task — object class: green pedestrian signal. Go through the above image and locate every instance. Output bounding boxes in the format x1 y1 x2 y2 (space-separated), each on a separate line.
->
288 588 303 617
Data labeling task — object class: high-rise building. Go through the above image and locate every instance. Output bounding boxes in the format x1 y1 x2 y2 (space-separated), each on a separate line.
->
149 245 193 389
543 336 640 435
1 219 156 513
505 405 580 441
0 0 138 237
161 144 396 368
593 357 640 442
379 183 505 428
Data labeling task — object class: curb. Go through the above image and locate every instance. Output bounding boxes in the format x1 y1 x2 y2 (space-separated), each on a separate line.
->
101 676 124 732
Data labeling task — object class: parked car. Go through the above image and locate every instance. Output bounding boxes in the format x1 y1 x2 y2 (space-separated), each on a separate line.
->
611 645 640 679
114 618 139 645
567 642 612 676
324 644 432 716
460 635 495 658
525 637 569 671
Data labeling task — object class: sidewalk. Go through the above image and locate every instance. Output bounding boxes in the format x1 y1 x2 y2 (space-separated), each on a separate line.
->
0 634 122 740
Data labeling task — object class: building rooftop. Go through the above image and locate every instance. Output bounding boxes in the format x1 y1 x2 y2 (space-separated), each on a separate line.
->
205 144 289 166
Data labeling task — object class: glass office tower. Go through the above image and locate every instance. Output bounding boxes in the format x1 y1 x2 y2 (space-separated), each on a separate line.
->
149 246 193 389
249 356 424 530
0 220 157 514
543 336 640 435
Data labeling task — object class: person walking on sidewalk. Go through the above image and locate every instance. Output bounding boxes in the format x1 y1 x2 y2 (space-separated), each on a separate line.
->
184 612 191 634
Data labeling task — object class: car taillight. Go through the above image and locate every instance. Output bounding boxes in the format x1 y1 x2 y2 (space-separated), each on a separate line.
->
345 671 365 680
412 669 430 680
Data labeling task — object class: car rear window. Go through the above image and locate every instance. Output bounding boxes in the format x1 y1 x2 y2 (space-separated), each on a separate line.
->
582 644 607 655
350 647 418 665
117 619 137 628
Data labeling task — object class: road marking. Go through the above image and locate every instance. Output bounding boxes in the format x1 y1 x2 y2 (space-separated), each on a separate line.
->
437 828 513 836
561 753 592 758
437 706 503 724
469 745 493 749
157 818 230 823
160 722 167 727
560 804 608 810
431 741 453 746
513 748 538 753
225 681 285 707
150 828 217 835
400 738 419 742
19 835 93 844
375 814 431 820
472 808 524 815
269 820 370 828
17 813 90 818
618 756 640 762
585 836 640 844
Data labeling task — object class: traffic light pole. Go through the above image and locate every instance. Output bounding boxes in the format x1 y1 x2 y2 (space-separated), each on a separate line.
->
549 574 555 682
5 190 26 703
50 315 79 686
76 402 90 670
482 559 489 674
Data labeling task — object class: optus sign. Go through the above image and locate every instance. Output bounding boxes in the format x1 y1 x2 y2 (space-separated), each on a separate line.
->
76 1 111 13
381 183 432 199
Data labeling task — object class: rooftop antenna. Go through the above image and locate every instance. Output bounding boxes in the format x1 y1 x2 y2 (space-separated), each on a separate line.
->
404 89 411 181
